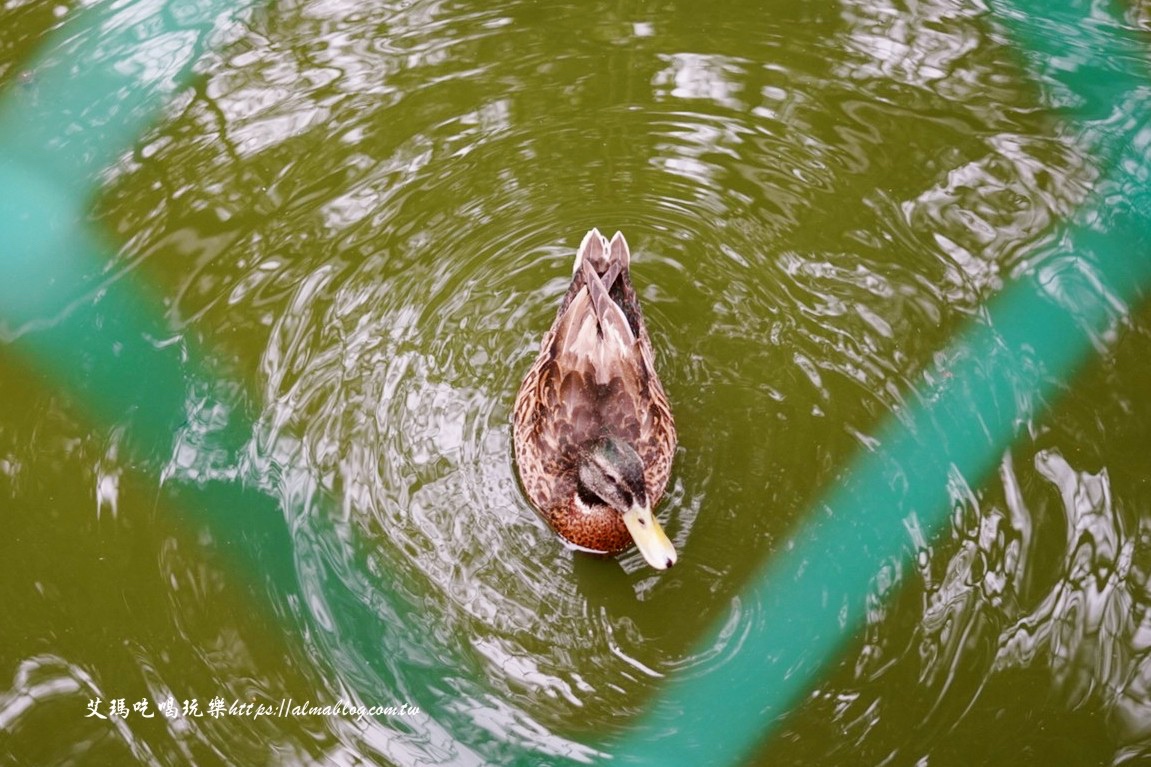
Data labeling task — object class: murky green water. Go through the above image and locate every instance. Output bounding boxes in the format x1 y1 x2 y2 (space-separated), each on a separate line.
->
2 0 1151 764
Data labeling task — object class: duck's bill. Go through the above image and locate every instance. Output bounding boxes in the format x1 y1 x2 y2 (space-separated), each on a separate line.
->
622 504 677 570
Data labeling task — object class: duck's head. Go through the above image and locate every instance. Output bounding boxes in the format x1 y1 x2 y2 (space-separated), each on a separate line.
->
577 437 677 570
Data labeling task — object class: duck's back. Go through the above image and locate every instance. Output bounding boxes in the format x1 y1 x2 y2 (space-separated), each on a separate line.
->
513 231 676 514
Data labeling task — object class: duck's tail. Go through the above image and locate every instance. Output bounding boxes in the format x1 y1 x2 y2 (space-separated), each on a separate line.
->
574 229 633 343
573 228 630 289
548 230 640 384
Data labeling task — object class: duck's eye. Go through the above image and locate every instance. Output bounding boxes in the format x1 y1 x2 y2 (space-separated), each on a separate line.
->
577 484 604 507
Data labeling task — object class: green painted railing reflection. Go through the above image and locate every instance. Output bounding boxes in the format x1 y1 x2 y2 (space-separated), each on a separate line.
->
1 1 1149 766
610 1 1151 764
0 2 515 763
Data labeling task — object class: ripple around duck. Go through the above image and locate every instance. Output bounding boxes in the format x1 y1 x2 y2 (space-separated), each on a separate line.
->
232 118 943 751
148 8 1040 749
11 0 1147 762
248 220 680 736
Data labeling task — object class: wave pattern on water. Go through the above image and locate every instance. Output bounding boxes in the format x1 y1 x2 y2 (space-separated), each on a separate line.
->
129 0 1151 756
3 0 1151 764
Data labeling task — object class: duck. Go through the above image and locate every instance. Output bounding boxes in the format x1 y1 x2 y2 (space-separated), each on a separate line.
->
513 229 678 570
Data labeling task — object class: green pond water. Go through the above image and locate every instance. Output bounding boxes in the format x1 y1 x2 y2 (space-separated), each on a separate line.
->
2 0 1151 765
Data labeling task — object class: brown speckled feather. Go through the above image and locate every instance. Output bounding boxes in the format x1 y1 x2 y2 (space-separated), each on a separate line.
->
513 230 676 554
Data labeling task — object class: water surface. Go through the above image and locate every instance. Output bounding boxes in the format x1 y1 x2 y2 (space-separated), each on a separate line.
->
1 0 1150 764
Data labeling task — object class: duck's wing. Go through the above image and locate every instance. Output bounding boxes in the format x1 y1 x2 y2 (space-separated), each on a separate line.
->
600 232 677 497
521 260 635 457
547 243 673 464
513 230 677 504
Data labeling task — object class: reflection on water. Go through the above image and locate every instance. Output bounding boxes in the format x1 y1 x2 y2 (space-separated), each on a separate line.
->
997 452 1147 733
2 0 1151 764
787 441 1151 766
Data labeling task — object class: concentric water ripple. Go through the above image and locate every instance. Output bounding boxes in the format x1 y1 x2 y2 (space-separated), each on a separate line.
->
131 0 1147 749
4 0 1151 764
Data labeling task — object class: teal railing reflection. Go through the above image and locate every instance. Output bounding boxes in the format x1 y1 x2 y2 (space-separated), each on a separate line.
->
1 2 1149 766
0 3 513 763
610 1 1151 764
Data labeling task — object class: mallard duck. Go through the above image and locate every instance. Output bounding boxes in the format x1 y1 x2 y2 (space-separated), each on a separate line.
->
513 229 677 570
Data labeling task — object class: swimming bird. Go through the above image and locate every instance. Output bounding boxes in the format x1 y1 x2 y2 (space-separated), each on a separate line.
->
513 229 677 570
